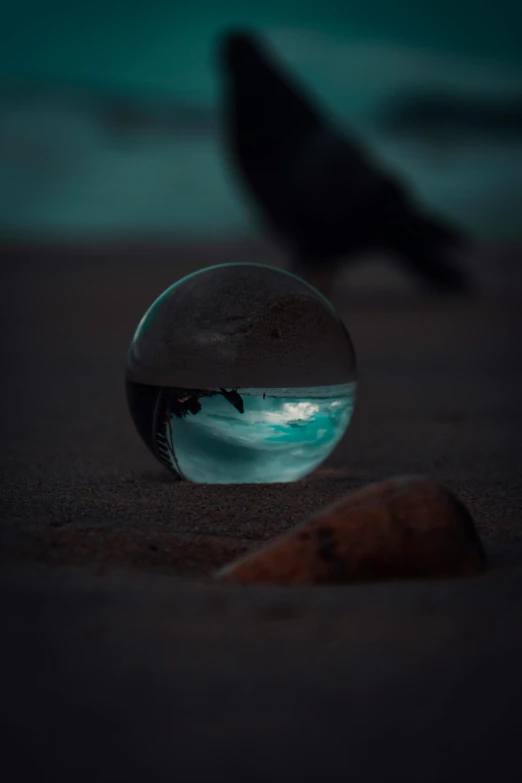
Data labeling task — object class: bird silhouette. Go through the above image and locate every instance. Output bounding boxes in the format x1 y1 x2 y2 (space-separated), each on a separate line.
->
218 30 471 298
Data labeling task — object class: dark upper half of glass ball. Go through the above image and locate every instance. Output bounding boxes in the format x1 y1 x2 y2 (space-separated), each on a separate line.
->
126 263 357 388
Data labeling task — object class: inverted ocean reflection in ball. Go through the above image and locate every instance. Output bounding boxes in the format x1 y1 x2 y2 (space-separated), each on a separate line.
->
125 263 357 483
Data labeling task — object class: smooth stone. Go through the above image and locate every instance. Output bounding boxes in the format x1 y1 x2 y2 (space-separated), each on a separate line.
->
215 475 487 585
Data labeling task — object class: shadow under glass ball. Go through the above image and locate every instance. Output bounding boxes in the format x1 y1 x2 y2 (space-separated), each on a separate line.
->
125 263 357 484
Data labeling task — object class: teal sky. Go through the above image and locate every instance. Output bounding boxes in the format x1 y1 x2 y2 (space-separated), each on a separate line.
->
1 2 521 239
1 1 521 100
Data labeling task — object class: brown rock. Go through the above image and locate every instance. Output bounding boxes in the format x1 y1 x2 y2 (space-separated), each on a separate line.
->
215 476 487 585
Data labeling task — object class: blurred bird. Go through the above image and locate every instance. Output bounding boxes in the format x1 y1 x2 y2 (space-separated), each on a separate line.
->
218 30 471 298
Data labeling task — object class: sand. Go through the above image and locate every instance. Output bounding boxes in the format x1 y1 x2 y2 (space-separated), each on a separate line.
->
1 237 521 781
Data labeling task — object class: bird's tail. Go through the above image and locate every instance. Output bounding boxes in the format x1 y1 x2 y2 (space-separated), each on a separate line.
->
387 209 472 294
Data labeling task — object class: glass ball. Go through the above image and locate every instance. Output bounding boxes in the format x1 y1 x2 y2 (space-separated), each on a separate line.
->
125 263 357 483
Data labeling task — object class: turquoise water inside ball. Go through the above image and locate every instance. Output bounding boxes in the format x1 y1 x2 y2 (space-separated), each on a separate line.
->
151 382 356 483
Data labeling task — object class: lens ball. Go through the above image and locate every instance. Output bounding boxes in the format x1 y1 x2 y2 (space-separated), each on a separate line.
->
125 263 357 483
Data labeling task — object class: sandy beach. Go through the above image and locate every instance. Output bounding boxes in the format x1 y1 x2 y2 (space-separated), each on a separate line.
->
1 237 521 781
